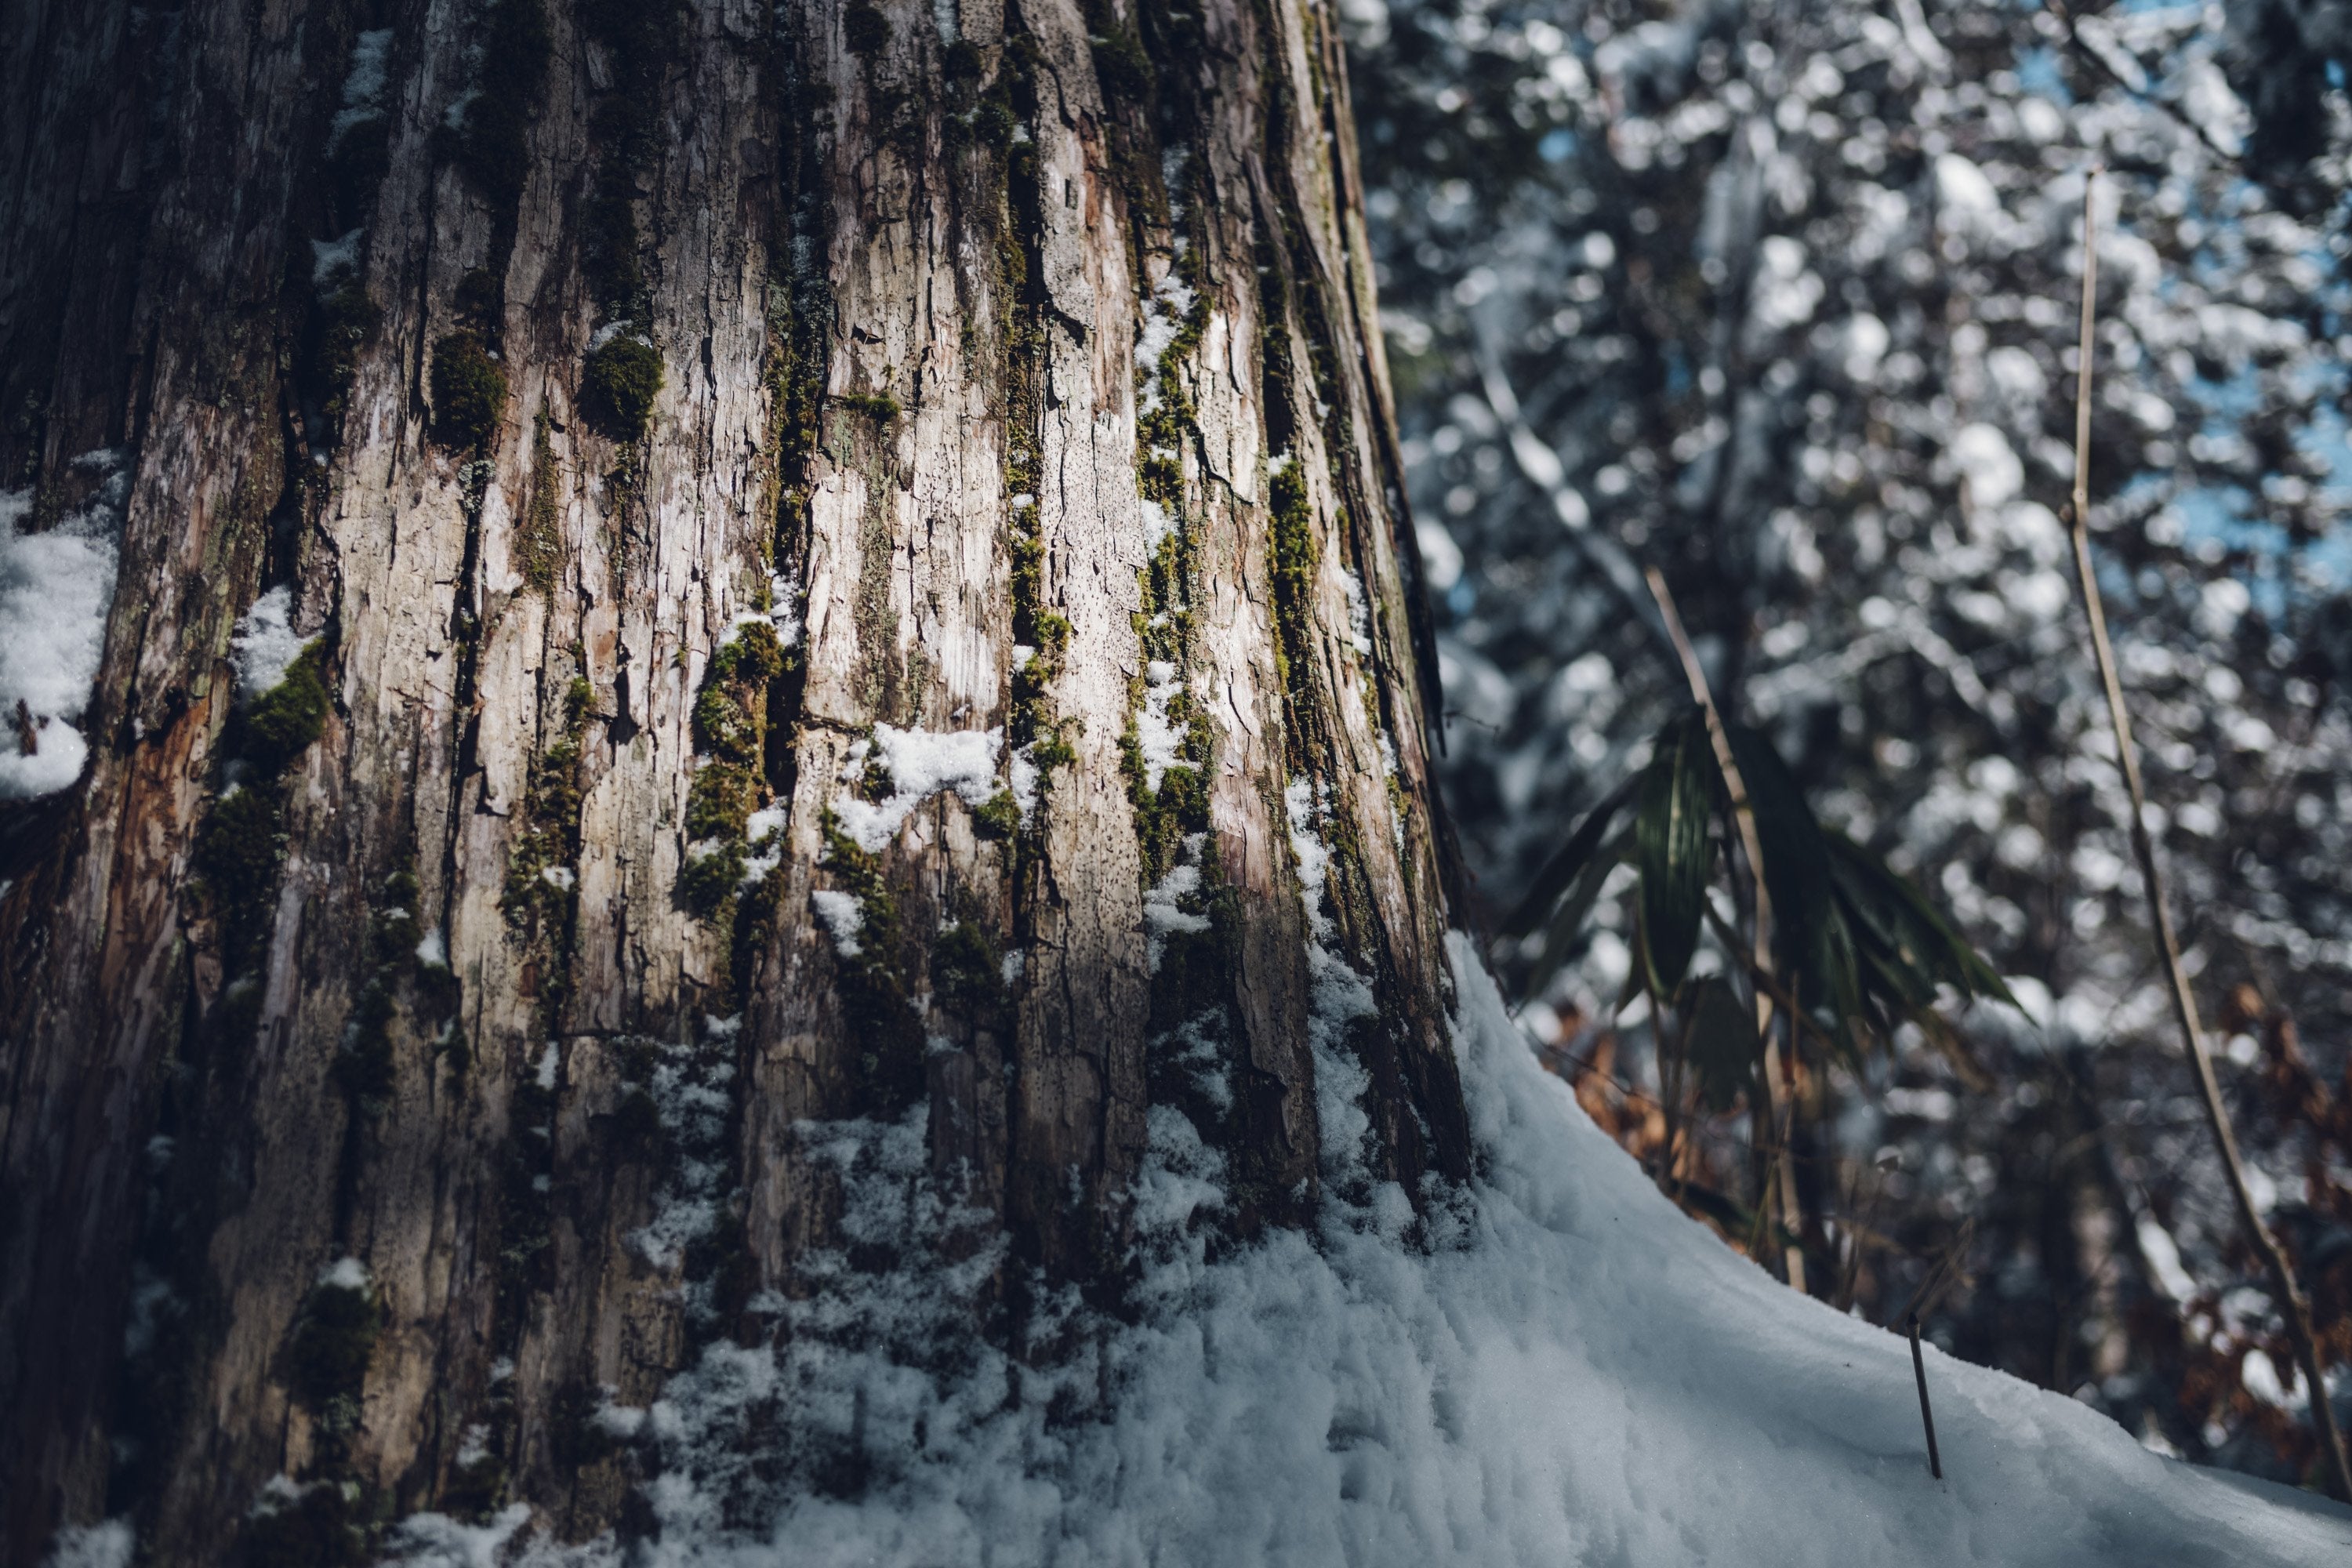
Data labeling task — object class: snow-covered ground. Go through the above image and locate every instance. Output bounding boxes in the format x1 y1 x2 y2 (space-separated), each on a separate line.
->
371 938 2349 1568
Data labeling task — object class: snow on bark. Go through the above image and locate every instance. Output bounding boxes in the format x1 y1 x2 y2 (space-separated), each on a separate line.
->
0 452 127 800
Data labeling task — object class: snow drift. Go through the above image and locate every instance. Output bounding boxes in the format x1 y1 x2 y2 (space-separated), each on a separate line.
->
366 938 2348 1566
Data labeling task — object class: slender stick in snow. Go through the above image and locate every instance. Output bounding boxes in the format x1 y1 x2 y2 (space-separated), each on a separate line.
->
1908 1316 1943 1481
1645 567 1807 1295
2063 171 2352 1502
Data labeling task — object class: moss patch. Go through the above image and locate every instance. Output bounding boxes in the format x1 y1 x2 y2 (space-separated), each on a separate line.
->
288 1276 383 1418
583 336 664 441
1267 459 1319 713
307 280 383 433
336 865 465 1115
191 641 336 978
818 812 927 1113
247 645 332 775
501 677 590 974
430 332 509 450
833 390 902 420
932 919 1005 1020
844 0 889 56
517 411 564 593
1090 27 1153 102
194 789 287 975
679 622 792 1011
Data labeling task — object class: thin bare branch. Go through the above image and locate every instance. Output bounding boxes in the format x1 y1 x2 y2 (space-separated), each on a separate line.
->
2064 171 2352 1502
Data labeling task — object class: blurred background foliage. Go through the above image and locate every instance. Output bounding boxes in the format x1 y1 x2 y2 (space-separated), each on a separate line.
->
1342 0 2352 1490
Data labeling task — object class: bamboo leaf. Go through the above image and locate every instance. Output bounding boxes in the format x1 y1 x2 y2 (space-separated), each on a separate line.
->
1526 822 1633 985
1637 710 1714 996
1722 724 1835 971
1817 903 1871 1064
1824 831 2018 1011
1501 774 1639 940
1683 975 1760 1112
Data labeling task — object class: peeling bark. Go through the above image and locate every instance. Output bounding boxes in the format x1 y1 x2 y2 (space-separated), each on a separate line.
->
0 0 1468 1557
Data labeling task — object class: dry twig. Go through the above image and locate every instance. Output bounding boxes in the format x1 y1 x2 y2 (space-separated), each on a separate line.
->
2063 171 2351 1501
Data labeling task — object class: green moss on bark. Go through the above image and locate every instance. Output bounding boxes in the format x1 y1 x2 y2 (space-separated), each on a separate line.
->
818 812 927 1113
1267 460 1319 707
288 1277 383 1415
309 280 383 431
844 0 889 56
246 645 331 775
583 336 664 441
192 641 336 977
430 332 509 450
517 412 564 593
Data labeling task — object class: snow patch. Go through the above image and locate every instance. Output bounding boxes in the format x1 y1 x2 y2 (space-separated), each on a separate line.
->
625 1033 736 1278
766 573 803 648
1133 662 1192 794
1142 837 1210 972
740 804 788 888
1139 496 1175 552
376 1505 534 1568
0 456 128 801
1340 570 1376 656
41 1519 132 1568
1134 270 1199 417
811 890 866 958
318 1256 371 1291
832 725 1004 852
232 586 316 701
328 28 394 151
311 228 365 287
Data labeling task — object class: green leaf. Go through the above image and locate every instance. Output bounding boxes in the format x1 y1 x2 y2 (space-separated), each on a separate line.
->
1502 773 1639 940
1637 710 1715 996
1814 902 1871 1063
1723 723 1835 988
1823 831 2017 1011
1526 822 1633 988
1682 975 1761 1112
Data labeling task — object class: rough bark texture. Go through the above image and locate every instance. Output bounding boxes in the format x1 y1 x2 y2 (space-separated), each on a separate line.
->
0 0 1466 1559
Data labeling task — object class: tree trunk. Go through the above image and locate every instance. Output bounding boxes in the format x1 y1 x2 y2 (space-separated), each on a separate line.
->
0 0 1466 1558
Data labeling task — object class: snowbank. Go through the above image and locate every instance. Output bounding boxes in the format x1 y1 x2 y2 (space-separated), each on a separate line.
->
377 939 2345 1567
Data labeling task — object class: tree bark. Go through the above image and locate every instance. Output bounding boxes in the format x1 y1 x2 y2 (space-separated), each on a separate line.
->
0 0 1467 1559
